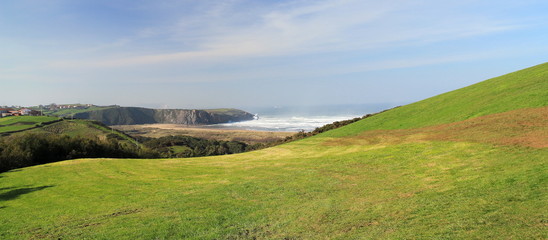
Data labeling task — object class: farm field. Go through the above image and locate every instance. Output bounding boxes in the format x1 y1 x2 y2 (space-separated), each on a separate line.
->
0 63 546 239
0 116 59 134
28 119 138 144
43 106 115 117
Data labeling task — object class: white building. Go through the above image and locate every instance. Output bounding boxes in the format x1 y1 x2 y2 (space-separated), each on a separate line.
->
19 108 32 115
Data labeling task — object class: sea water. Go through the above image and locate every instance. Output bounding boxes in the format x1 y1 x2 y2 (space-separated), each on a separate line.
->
204 103 399 132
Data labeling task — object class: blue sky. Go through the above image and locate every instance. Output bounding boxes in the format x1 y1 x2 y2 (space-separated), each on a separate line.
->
1 0 547 109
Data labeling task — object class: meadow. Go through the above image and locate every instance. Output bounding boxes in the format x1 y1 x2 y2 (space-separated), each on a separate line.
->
0 120 545 239
0 63 546 239
30 119 138 144
43 106 115 117
0 116 59 134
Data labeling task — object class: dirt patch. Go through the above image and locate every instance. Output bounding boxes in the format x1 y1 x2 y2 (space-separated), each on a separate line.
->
77 222 102 228
325 107 548 148
343 221 380 233
106 208 141 217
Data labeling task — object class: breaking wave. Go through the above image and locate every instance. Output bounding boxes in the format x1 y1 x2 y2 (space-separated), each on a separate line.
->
204 115 360 132
202 104 399 132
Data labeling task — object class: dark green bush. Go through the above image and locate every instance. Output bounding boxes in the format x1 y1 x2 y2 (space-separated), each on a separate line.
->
139 135 248 158
0 133 158 172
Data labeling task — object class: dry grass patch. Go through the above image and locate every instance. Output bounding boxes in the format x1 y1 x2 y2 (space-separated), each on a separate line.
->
325 107 547 148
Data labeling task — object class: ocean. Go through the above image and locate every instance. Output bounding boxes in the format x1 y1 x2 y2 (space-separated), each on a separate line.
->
204 103 399 132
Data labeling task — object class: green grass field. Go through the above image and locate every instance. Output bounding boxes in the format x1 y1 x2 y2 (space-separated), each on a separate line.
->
171 145 192 154
0 116 59 133
45 106 115 117
27 119 139 145
204 108 248 114
0 63 546 239
324 62 548 137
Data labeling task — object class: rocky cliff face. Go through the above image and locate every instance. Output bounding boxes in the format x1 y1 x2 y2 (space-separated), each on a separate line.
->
74 107 254 125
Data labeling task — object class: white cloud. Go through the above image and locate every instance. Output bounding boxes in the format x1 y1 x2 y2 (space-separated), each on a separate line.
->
47 0 524 70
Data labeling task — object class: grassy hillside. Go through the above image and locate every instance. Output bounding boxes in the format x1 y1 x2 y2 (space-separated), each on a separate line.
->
0 116 59 133
205 108 255 117
0 63 546 239
0 119 147 172
324 62 548 137
27 119 138 144
0 118 137 145
47 106 115 117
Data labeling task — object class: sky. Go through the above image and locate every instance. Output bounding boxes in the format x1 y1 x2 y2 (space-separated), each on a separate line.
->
1 0 547 109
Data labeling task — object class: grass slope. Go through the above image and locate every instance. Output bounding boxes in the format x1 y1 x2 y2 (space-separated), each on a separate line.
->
324 62 548 137
27 119 139 145
0 116 59 133
0 63 546 239
48 106 115 117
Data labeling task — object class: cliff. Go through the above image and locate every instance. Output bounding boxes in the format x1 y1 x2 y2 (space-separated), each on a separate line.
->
73 107 255 125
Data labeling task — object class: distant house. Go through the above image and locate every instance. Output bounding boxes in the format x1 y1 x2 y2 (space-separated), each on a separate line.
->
19 108 32 115
0 108 42 117
55 104 89 110
29 110 41 116
0 108 14 118
9 110 21 116
48 104 58 111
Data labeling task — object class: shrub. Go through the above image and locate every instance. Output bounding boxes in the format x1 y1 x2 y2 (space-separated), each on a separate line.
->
0 133 158 172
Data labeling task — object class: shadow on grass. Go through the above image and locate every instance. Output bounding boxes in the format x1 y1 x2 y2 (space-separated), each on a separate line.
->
0 185 54 202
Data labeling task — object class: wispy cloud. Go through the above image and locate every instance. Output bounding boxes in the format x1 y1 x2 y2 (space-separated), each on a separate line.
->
48 0 524 70
3 0 547 109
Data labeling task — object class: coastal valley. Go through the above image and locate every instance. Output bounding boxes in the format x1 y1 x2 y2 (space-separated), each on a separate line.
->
0 63 546 239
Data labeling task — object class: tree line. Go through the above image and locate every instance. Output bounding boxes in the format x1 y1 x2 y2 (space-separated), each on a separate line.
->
138 135 250 158
0 133 159 172
0 133 254 172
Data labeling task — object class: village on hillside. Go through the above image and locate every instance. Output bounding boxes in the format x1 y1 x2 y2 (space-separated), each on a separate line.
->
0 108 41 118
0 104 97 118
44 103 95 111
